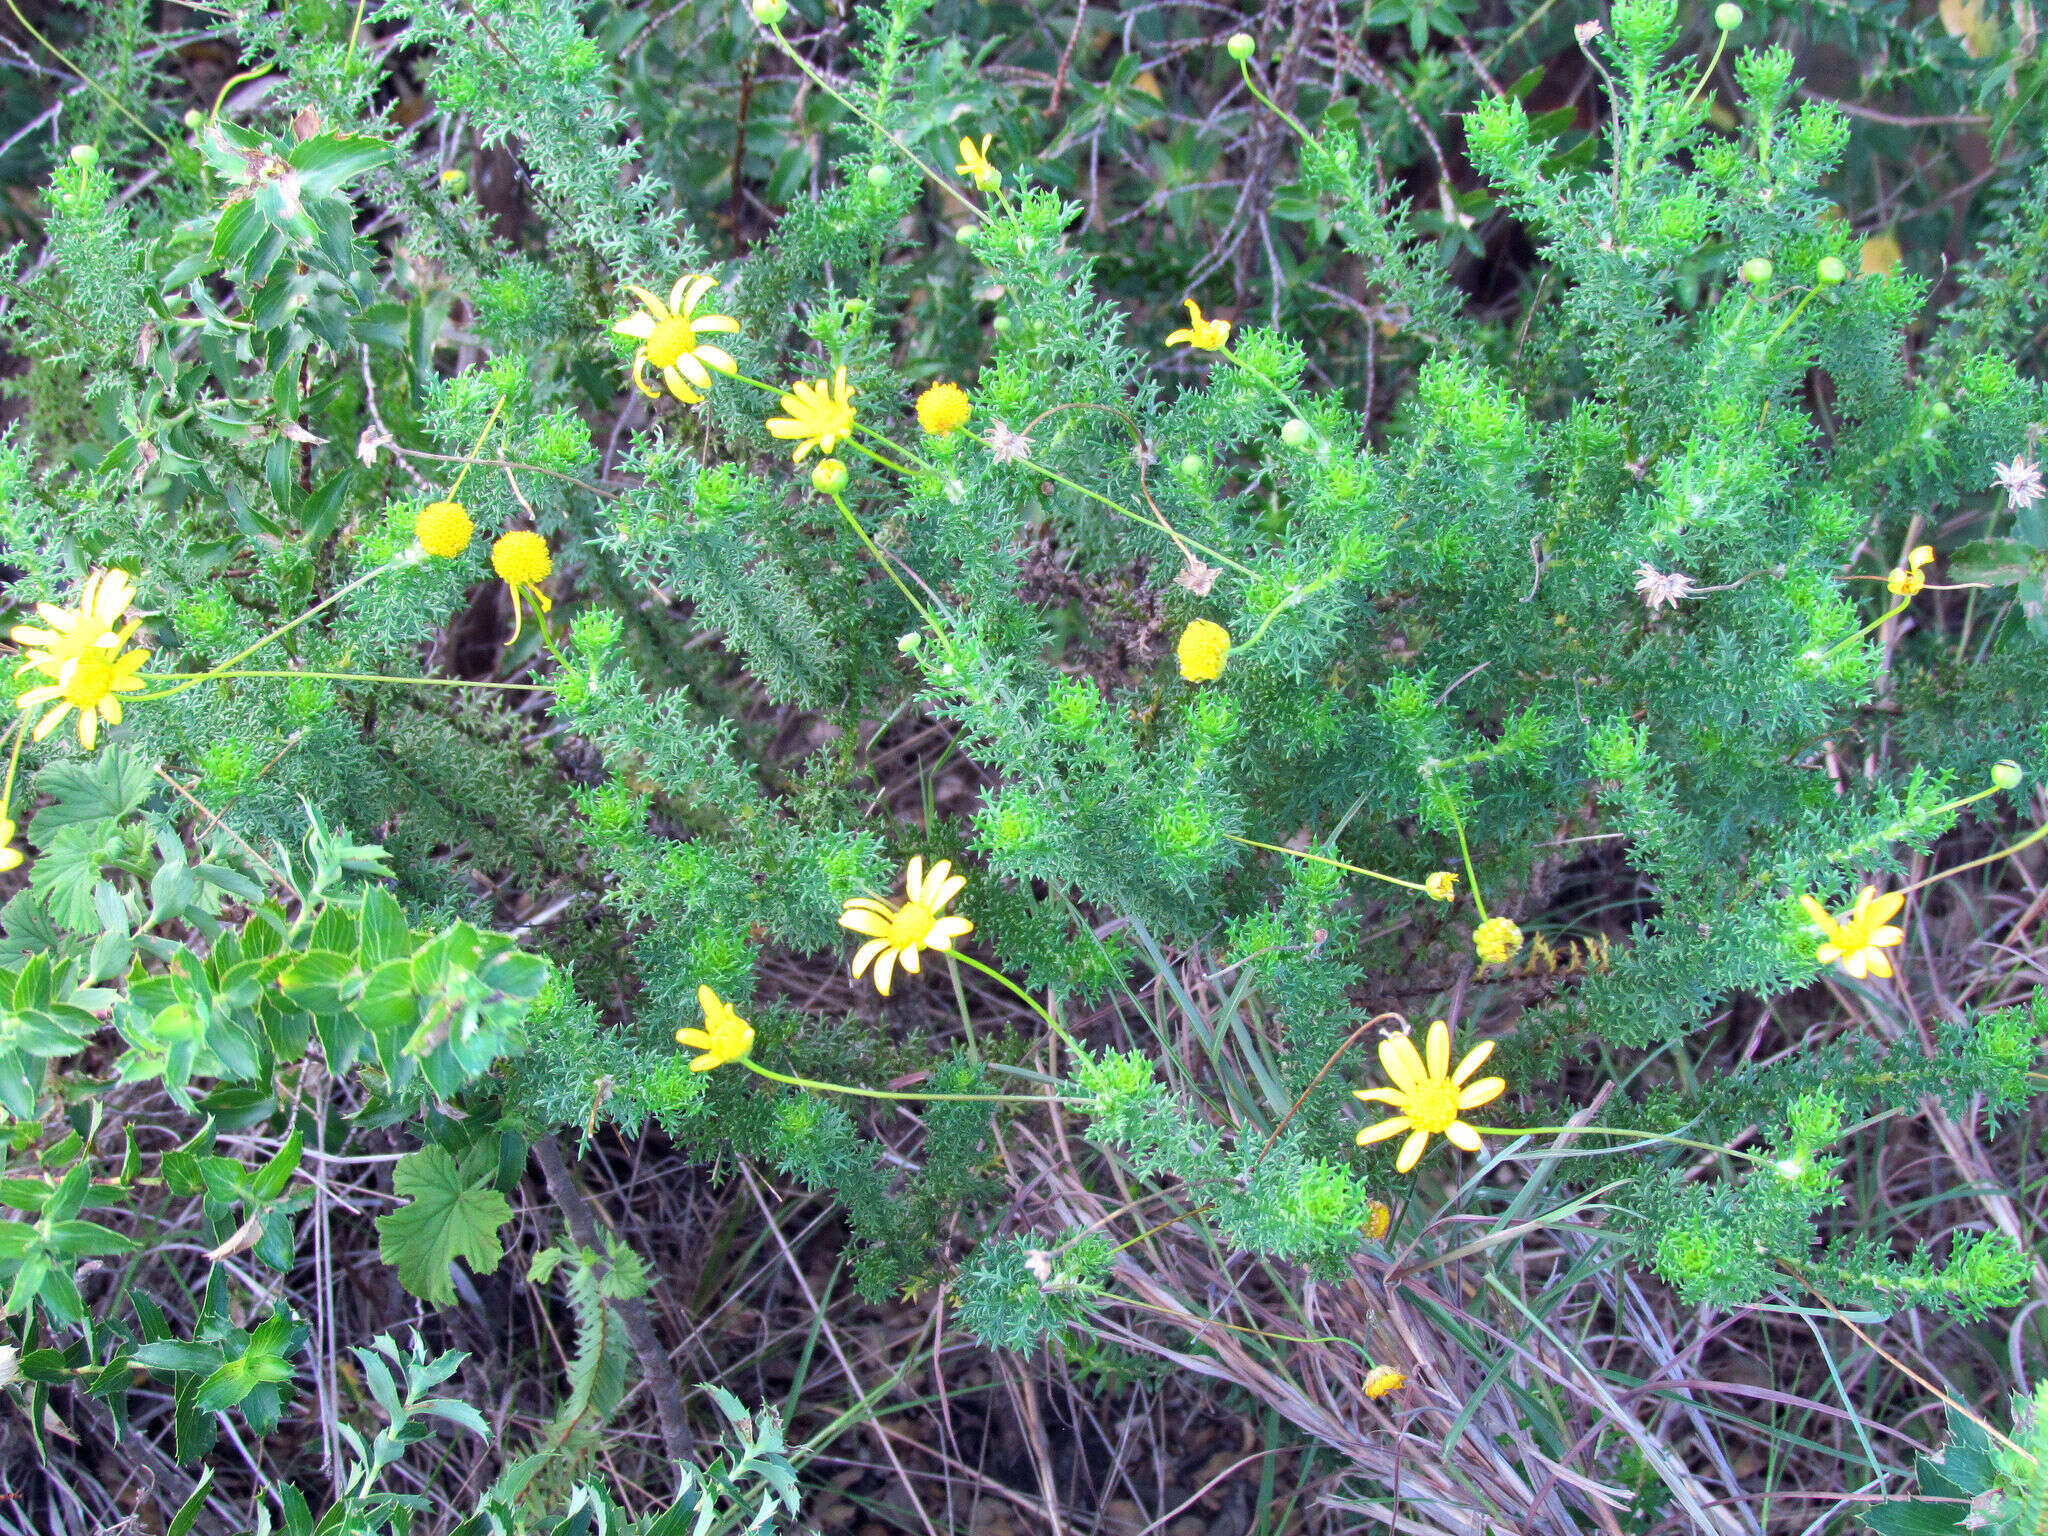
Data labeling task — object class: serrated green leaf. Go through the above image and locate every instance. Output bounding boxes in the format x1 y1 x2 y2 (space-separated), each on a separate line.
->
373 1147 512 1308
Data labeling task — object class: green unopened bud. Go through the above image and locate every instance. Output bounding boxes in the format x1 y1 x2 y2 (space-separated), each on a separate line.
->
439 167 468 194
1225 32 1255 61
183 108 203 131
1714 3 1744 30
1280 418 1313 448
811 458 849 496
1929 400 1952 420
1816 255 1848 285
897 631 924 654
751 0 788 23
1741 257 1773 285
1994 760 2025 791
68 143 97 169
992 314 1012 333
1179 454 1205 479
866 164 891 188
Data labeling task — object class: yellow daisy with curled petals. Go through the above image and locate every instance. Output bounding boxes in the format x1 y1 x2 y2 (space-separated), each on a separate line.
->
1799 886 1906 979
17 643 150 751
1886 544 1934 598
954 134 1000 192
675 985 755 1072
492 530 553 645
613 275 741 404
840 856 974 996
1353 1019 1506 1173
11 568 139 680
0 817 21 873
1164 300 1230 351
766 368 858 462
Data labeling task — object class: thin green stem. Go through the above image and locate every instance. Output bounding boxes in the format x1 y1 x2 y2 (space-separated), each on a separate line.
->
1901 819 2048 896
1765 284 1825 347
446 394 508 501
827 493 951 652
948 950 1079 1052
1486 1124 1769 1166
741 1058 1075 1104
0 713 30 827
1681 28 1731 111
135 669 550 698
1224 833 1432 894
2 0 172 151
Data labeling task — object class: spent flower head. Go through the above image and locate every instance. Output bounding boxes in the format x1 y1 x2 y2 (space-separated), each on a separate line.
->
1993 456 2045 509
766 368 858 462
1362 1365 1407 1400
1353 1019 1506 1172
840 857 974 996
1423 870 1458 902
676 986 755 1072
614 275 740 404
985 422 1034 464
1633 563 1698 612
1799 886 1905 980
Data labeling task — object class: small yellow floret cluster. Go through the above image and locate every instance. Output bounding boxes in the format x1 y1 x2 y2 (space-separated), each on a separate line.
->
1177 619 1230 681
1472 916 1524 965
917 382 972 436
416 499 473 558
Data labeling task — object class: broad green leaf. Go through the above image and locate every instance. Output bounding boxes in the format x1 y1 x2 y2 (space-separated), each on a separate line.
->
374 1147 512 1308
1949 538 2035 587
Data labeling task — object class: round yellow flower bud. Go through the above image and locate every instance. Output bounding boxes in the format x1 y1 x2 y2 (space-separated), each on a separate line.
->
1362 1365 1406 1400
916 382 973 436
811 458 849 496
1472 916 1524 966
492 529 552 588
415 499 474 558
1176 619 1231 682
1993 760 2024 791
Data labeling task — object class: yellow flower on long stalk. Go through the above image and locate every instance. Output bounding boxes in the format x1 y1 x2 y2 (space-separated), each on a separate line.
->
1164 300 1230 351
491 530 553 645
17 642 149 750
766 368 858 462
613 275 741 404
1886 544 1934 598
676 985 755 1072
954 134 1000 192
1799 886 1906 979
0 818 21 873
1353 1019 1505 1173
839 856 974 996
10 568 139 679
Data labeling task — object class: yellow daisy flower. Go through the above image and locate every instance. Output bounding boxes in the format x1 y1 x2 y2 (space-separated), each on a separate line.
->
491 530 553 645
1164 300 1230 351
10 568 139 680
1472 916 1523 965
17 643 150 751
675 985 755 1072
766 368 858 462
1177 619 1230 681
839 856 975 996
1353 1019 1506 1173
954 134 1000 192
613 275 741 404
1886 543 1934 598
1799 886 1906 979
0 817 21 873
1362 1365 1407 1400
916 382 972 436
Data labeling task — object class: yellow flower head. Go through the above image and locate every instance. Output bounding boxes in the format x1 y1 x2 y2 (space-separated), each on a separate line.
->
955 134 1000 192
0 817 20 874
416 499 473 559
766 368 858 462
676 985 755 1072
11 568 140 680
1472 916 1523 966
916 382 973 436
1362 1365 1407 1400
1886 543 1935 598
491 530 553 645
1177 619 1231 682
1799 886 1906 980
17 643 150 751
1354 1019 1506 1173
1423 870 1458 902
614 275 741 404
1362 1199 1392 1241
839 856 974 996
1164 299 1230 351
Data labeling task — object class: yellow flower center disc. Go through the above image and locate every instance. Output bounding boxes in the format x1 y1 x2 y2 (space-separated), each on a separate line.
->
1403 1078 1460 1135
887 900 935 948
62 656 116 709
644 316 697 369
